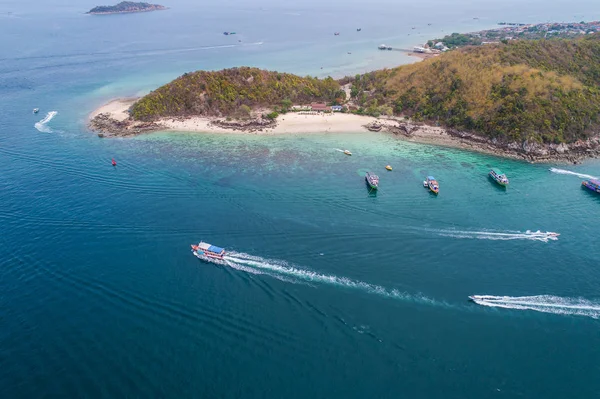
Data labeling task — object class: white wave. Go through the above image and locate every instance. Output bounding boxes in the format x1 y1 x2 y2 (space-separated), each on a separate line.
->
224 252 423 302
429 228 559 243
470 295 600 319
34 111 57 133
549 167 598 180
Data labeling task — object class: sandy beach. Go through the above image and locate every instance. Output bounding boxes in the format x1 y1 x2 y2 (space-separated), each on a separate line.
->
90 98 381 135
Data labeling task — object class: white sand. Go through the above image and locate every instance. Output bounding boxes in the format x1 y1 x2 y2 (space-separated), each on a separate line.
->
90 98 136 122
90 99 382 135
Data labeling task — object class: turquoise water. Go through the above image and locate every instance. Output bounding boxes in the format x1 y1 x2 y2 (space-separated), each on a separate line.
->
2 1 600 397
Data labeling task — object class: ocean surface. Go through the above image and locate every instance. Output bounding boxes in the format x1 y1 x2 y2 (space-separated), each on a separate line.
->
1 0 600 397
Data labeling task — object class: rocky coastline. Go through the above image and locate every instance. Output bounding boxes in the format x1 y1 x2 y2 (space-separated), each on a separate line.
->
86 2 167 15
385 121 600 164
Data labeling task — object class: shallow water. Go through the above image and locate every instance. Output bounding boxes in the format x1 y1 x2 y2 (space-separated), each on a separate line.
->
2 1 600 397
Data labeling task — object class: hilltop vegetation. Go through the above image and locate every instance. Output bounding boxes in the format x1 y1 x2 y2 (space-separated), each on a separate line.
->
351 35 600 144
131 67 344 121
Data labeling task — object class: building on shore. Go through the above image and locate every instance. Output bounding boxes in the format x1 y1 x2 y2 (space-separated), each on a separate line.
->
331 105 343 112
310 103 329 112
291 105 311 111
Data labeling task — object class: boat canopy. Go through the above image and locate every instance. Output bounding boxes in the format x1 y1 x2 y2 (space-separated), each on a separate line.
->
427 176 436 180
197 242 224 253
590 179 600 186
492 169 504 175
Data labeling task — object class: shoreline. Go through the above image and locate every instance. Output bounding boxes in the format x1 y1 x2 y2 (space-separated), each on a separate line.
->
88 98 599 163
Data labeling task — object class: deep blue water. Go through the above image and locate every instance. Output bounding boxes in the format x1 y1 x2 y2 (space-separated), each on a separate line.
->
1 1 600 398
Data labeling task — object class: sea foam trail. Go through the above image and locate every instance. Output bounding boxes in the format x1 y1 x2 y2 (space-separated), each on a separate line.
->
34 111 57 133
427 228 559 243
549 167 598 180
470 295 600 319
222 252 431 303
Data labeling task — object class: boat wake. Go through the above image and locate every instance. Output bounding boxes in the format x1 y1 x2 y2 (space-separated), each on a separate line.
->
469 295 600 319
34 111 57 133
549 167 598 180
218 252 431 303
429 228 559 243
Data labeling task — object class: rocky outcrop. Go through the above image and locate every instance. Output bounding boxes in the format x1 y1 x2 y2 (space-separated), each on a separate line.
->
87 2 166 15
444 128 600 163
210 118 276 132
89 113 164 137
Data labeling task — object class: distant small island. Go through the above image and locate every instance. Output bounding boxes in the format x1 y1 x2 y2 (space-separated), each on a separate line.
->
86 1 166 15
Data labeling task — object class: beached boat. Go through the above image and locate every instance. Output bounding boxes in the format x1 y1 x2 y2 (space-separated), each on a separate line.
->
423 176 439 194
365 172 379 189
489 168 509 186
343 150 352 156
582 179 600 194
191 242 226 260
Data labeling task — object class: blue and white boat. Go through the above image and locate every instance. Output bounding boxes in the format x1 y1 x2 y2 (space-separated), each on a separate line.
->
191 241 226 260
582 179 600 194
423 176 439 194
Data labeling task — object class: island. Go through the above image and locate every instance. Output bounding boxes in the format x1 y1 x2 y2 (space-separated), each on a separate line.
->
90 33 600 163
86 1 166 15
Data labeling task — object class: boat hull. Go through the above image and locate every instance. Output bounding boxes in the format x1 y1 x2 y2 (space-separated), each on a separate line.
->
582 181 600 193
365 178 378 190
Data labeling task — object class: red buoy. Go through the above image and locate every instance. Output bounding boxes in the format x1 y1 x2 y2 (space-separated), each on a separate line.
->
111 158 116 166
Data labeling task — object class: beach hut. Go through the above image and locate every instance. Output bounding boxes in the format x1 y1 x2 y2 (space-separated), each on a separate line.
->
310 103 329 112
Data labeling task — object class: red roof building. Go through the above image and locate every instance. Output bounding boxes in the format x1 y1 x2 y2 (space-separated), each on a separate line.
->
310 103 329 112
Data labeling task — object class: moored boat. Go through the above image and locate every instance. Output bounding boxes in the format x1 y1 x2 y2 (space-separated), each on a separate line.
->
489 168 509 186
33 108 39 114
423 176 439 194
365 172 379 189
343 149 352 156
191 241 226 260
385 165 392 171
582 179 600 194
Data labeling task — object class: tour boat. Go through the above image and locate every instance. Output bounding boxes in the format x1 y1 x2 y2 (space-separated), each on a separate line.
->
385 165 392 171
191 242 226 260
582 179 600 194
423 176 439 194
343 150 352 156
489 168 509 186
365 172 379 189
33 108 39 114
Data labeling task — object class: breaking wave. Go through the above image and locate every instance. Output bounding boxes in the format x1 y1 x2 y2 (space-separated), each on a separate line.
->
469 295 600 319
427 228 559 243
549 167 598 180
34 111 57 133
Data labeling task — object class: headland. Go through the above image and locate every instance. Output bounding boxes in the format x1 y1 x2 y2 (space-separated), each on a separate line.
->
89 31 600 163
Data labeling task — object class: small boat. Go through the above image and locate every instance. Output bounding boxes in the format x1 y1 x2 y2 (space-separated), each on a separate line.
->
347 52 352 54
357 28 362 31
365 172 379 189
111 158 116 166
334 32 340 36
343 150 352 156
582 179 600 194
191 241 226 260
33 108 39 114
489 168 509 186
423 176 439 194
468 296 476 302
385 165 392 171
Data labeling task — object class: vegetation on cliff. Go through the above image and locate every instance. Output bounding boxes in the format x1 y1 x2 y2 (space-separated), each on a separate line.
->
131 67 344 121
351 35 600 144
87 2 166 14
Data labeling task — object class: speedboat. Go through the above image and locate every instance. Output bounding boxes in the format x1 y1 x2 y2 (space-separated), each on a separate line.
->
33 108 39 114
489 168 509 186
365 172 379 189
191 241 226 260
582 179 600 194
468 296 476 302
343 150 352 156
423 176 439 194
385 165 392 171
